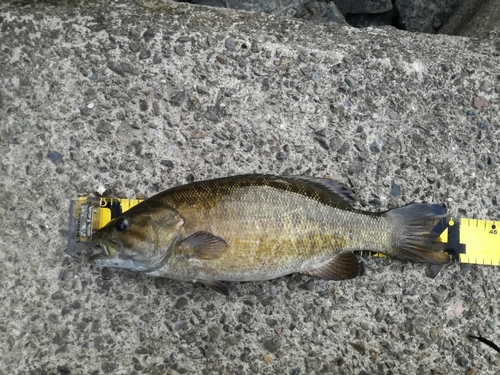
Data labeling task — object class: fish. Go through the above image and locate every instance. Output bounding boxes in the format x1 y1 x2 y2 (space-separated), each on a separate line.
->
89 174 450 295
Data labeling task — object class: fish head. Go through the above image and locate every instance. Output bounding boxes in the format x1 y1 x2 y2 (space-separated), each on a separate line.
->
89 202 184 272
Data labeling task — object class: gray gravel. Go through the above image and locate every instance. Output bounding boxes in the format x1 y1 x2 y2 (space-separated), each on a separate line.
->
1 1 500 374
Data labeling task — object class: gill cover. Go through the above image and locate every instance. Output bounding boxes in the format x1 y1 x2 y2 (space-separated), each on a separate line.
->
90 201 184 272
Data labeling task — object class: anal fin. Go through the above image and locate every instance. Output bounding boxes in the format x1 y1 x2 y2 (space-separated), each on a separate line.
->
197 280 230 295
303 252 362 281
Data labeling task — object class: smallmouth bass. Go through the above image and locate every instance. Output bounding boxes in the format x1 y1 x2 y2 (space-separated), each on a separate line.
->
90 175 450 294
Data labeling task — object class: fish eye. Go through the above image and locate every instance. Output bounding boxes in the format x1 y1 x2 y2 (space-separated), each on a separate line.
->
115 217 129 232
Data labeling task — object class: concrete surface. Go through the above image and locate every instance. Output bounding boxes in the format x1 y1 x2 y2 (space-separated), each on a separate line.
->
1 0 499 374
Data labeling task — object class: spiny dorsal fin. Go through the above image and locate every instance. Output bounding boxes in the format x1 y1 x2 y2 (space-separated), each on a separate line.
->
197 280 230 295
303 252 362 280
162 174 357 209
281 175 356 208
178 231 228 260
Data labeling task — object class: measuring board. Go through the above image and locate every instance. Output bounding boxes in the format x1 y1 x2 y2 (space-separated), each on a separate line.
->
67 197 500 265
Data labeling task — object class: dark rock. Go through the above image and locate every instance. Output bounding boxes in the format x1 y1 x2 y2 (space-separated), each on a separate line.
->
338 141 350 154
143 27 156 40
348 162 363 175
262 335 282 353
139 49 151 60
369 141 381 153
344 76 357 88
351 341 366 355
94 335 103 351
456 357 469 368
51 291 64 300
395 0 462 33
88 23 106 32
250 40 260 53
139 99 148 111
129 42 141 53
315 137 330 150
101 267 113 280
102 362 117 373
479 121 489 130
305 357 321 371
276 152 287 161
239 312 252 324
174 45 185 56
47 150 63 164
57 365 71 374
152 101 160 116
426 264 444 279
314 128 326 137
96 120 113 134
192 0 304 18
177 36 191 43
286 279 298 291
174 322 188 331
175 297 189 310
225 38 235 49
120 62 139 75
262 77 270 90
205 107 220 122
153 54 162 64
335 0 392 15
375 307 385 322
329 137 342 151
324 2 346 23
346 9 394 28
265 318 278 327
129 28 141 40
390 181 401 196
170 91 187 106
299 280 315 291
208 325 221 342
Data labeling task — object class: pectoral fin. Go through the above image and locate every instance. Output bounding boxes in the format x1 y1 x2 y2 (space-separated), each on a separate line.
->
177 231 228 260
303 252 363 280
197 280 230 295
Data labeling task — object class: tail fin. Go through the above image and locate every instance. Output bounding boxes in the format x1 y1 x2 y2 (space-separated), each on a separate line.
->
388 204 450 264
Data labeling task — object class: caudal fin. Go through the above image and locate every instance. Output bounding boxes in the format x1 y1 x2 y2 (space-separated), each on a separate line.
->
388 203 450 264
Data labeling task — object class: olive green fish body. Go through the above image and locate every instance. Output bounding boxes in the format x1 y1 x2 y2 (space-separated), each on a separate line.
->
156 183 390 281
90 175 450 293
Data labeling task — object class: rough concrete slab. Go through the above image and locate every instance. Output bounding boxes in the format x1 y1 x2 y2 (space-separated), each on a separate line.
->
0 1 499 374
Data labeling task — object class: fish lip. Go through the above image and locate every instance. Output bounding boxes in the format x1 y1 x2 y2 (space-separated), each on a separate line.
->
88 252 110 263
89 239 122 263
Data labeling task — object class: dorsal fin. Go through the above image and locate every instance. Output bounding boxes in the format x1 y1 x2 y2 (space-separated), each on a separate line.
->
277 175 356 208
154 174 357 210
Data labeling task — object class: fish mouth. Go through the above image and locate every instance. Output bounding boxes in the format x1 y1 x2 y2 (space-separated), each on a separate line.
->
88 238 122 264
88 238 161 272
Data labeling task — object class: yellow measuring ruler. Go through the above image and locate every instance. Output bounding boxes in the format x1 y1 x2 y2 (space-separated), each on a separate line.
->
441 217 500 266
67 198 500 265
